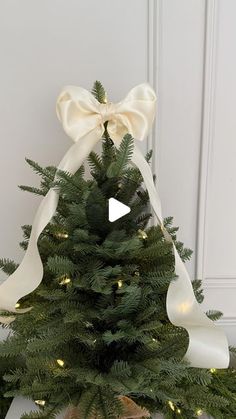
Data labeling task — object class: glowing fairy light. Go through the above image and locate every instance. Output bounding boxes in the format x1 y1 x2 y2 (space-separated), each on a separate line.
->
56 232 69 239
59 277 71 285
168 401 175 411
178 301 191 314
56 359 65 367
35 400 46 406
138 229 148 240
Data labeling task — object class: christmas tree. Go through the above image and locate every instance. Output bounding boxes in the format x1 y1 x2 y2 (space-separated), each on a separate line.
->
0 82 236 419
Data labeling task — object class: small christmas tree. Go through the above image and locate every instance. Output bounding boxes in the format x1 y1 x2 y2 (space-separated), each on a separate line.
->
0 82 236 419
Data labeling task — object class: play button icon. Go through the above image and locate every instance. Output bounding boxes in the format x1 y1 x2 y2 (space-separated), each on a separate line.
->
108 198 131 222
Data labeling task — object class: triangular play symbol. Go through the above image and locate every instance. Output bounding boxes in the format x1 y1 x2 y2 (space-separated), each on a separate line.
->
108 198 131 222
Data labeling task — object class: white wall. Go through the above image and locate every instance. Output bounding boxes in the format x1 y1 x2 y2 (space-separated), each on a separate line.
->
196 0 236 344
151 0 236 345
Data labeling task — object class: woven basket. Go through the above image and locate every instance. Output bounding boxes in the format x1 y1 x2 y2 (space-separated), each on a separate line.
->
64 396 150 419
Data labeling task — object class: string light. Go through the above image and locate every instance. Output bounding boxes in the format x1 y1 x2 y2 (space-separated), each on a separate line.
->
168 401 175 411
177 408 181 414
15 303 20 308
56 359 65 367
134 271 140 277
35 400 46 406
178 302 191 314
196 409 203 416
117 280 123 288
59 277 71 285
138 229 148 240
152 338 157 342
93 339 97 344
56 232 69 239
210 368 216 374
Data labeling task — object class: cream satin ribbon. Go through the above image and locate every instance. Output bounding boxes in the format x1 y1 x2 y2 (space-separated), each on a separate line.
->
0 83 229 368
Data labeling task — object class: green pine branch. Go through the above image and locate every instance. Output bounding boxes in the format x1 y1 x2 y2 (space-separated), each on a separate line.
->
106 134 134 178
91 81 107 104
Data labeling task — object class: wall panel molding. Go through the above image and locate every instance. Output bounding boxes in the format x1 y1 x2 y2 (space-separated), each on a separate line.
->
196 0 219 280
196 1 236 341
204 277 236 289
217 318 236 327
147 0 162 173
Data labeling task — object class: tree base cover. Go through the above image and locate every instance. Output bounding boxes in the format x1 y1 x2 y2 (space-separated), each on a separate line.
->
64 396 149 418
0 82 236 419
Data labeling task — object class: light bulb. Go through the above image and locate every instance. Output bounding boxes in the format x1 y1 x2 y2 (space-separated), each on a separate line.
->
56 359 65 367
168 401 175 411
138 229 148 240
59 277 71 285
152 338 157 342
196 409 203 416
178 302 191 314
56 232 69 239
210 368 216 373
35 400 46 406
117 280 123 288
177 408 181 414
15 303 20 308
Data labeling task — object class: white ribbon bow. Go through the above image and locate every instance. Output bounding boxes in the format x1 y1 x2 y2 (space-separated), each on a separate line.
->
0 83 229 368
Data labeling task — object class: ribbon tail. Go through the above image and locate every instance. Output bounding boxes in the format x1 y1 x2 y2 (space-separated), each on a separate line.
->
170 247 229 368
132 144 229 368
0 129 101 322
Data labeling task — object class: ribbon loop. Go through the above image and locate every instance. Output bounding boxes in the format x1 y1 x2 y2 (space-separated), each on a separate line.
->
0 83 229 368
